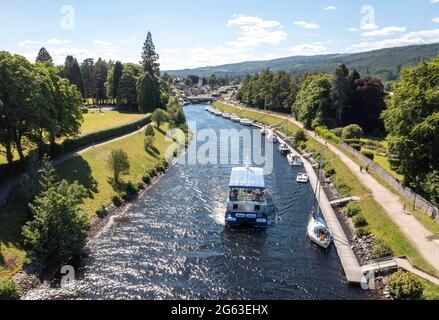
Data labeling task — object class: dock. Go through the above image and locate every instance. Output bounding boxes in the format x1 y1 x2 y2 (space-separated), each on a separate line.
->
277 135 364 284
329 197 361 207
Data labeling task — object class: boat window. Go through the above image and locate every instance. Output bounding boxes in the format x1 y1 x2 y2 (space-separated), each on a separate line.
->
233 204 239 210
254 205 261 212
229 188 265 202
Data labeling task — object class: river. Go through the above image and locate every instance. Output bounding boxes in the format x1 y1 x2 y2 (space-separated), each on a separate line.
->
25 104 372 300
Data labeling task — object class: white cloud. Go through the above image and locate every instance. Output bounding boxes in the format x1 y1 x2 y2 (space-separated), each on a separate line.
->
430 0 439 3
325 6 337 11
361 23 379 31
294 21 320 30
163 48 182 53
18 40 40 48
349 27 360 32
362 26 407 37
93 40 114 49
433 17 439 23
348 28 439 52
290 42 328 56
47 39 71 45
227 15 288 49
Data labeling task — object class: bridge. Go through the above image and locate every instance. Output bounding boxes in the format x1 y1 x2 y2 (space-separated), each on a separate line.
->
187 96 218 104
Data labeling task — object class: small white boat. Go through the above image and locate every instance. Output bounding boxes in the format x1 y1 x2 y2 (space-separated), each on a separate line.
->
265 129 274 142
231 116 241 122
296 172 309 183
240 119 253 126
213 109 223 116
287 153 303 166
222 113 232 119
278 143 290 155
307 215 333 249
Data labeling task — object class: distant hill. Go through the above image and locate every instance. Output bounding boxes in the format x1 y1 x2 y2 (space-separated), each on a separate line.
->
166 43 439 80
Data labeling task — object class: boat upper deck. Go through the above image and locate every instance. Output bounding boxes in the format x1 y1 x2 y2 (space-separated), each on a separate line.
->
229 167 265 190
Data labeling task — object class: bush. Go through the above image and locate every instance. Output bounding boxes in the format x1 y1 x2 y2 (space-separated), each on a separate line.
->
112 195 123 207
136 182 145 190
120 192 129 201
142 174 151 184
353 214 368 228
107 149 130 182
0 281 18 300
333 178 352 197
388 272 424 299
144 135 155 151
356 227 371 237
294 129 307 145
342 124 364 140
125 181 137 196
343 138 363 146
373 238 393 257
351 144 362 152
331 128 344 138
325 167 336 178
362 150 375 161
155 158 168 173
96 205 107 218
145 125 155 137
346 202 361 218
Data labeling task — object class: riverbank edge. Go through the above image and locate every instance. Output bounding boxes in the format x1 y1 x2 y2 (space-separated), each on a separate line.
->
12 128 193 300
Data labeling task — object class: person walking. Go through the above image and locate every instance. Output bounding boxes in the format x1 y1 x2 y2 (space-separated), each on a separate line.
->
360 166 363 173
366 165 369 174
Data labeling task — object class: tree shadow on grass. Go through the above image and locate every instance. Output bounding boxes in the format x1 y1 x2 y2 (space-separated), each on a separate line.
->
145 146 160 159
56 156 98 199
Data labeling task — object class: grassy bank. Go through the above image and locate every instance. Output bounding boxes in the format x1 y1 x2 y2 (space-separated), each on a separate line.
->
0 124 172 286
215 101 438 278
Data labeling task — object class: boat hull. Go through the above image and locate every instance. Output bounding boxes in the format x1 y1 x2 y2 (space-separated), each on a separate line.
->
225 212 267 228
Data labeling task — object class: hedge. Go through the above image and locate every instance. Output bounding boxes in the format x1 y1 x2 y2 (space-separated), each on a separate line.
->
361 150 375 161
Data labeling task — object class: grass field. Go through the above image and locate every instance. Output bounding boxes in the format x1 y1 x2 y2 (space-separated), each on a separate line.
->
0 124 172 286
0 110 148 165
215 102 439 279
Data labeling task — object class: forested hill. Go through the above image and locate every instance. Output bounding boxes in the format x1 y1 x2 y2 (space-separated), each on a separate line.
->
167 43 439 80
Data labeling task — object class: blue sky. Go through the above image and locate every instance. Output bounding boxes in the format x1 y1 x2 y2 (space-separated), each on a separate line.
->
1 0 438 69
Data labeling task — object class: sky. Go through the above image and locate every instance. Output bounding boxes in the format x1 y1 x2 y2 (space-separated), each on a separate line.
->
0 0 438 70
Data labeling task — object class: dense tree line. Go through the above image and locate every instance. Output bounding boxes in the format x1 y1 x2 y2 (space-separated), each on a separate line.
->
383 56 439 206
237 69 299 113
0 51 83 165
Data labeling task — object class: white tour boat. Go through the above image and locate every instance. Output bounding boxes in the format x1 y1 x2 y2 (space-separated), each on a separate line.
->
225 166 268 228
278 143 290 155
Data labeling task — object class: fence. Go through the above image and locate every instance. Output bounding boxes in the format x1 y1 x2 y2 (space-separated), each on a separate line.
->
339 142 439 224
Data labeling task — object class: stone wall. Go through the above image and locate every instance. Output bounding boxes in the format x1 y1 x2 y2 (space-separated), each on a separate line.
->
338 142 439 224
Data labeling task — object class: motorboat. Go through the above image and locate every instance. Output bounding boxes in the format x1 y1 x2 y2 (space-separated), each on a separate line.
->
278 143 290 155
240 119 253 126
296 172 309 183
222 113 232 119
225 166 268 228
287 153 303 166
231 115 241 122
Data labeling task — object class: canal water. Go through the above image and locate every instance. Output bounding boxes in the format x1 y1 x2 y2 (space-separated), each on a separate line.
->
29 104 372 300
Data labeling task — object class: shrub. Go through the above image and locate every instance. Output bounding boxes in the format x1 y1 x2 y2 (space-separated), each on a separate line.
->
112 195 123 207
333 178 352 197
120 192 129 201
155 158 168 173
142 174 151 184
351 144 362 152
346 202 361 218
125 181 137 196
145 125 155 137
373 238 393 257
325 167 336 178
144 135 155 151
343 138 363 146
388 272 423 299
0 281 18 300
136 182 145 190
342 124 364 140
362 150 375 161
294 130 307 145
353 214 368 228
96 205 107 218
356 227 371 237
331 127 344 138
300 143 307 151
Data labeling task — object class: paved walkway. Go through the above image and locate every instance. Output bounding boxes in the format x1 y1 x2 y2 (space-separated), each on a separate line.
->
0 125 148 202
223 101 439 273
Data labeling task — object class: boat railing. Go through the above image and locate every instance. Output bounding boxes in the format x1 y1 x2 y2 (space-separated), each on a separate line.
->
229 194 266 203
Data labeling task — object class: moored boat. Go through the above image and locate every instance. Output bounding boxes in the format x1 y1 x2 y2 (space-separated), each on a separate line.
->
296 172 309 183
222 113 232 119
240 119 253 126
287 153 303 166
307 215 333 249
231 115 241 122
225 166 268 228
278 143 290 155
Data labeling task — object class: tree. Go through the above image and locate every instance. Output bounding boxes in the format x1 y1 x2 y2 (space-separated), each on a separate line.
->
22 178 89 266
145 125 155 137
383 55 439 195
293 73 333 129
107 149 130 182
118 64 140 110
151 109 168 128
111 61 123 101
61 56 85 97
94 58 109 104
167 97 186 127
36 47 53 64
144 135 155 151
137 71 159 113
331 64 354 126
81 58 95 102
140 31 160 77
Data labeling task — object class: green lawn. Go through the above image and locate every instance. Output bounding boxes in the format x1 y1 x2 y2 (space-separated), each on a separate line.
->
215 102 439 278
0 124 172 286
0 110 148 165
